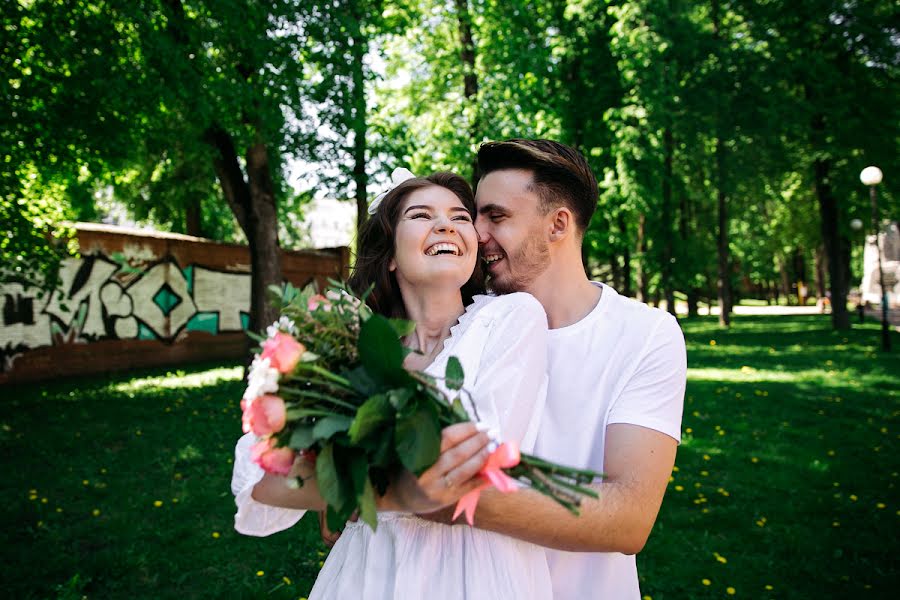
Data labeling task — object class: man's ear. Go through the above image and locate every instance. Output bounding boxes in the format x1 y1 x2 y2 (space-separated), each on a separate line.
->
548 207 573 242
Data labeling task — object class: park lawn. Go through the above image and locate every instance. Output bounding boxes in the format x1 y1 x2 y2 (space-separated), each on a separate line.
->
1 314 897 599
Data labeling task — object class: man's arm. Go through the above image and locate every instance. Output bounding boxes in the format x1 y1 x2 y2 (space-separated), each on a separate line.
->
426 423 677 554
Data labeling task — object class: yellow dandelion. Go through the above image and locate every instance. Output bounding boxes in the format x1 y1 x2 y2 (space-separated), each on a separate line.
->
28 495 37 501
765 585 774 591
701 471 709 477
673 466 680 472
832 521 840 527
833 482 840 487
675 485 684 492
82 480 89 486
172 498 179 503
212 532 220 538
92 509 101 517
41 497 48 504
849 494 858 502
827 450 835 456
709 340 716 346
685 428 692 434
256 570 264 577
726 587 736 595
100 468 107 474
668 476 675 483
153 500 163 507
694 482 702 488
701 578 711 586
715 554 727 564
29 489 36 495
876 503 885 509
283 577 292 585
37 520 44 528
55 507 62 513
703 454 711 461
718 430 725 436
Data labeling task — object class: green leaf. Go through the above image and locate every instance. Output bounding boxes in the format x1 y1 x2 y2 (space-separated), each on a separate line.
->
394 401 441 474
316 444 347 513
445 356 464 391
345 366 379 396
313 415 353 441
358 314 406 385
288 425 315 450
388 318 416 337
357 477 378 531
348 394 394 444
387 388 413 411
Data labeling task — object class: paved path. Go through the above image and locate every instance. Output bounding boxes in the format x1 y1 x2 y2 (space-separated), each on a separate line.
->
664 301 899 331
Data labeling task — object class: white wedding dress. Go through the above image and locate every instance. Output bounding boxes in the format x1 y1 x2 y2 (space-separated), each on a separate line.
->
232 293 553 600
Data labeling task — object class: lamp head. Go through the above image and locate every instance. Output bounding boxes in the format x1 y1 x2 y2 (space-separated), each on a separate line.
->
860 166 883 186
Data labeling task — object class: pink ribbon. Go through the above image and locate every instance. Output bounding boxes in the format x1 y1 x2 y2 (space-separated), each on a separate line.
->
452 441 521 526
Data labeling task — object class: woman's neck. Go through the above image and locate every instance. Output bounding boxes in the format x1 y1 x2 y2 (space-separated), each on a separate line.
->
397 282 466 360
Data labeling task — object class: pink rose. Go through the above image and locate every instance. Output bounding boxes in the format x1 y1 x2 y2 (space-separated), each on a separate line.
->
250 438 296 476
307 294 331 311
261 332 305 374
242 394 287 436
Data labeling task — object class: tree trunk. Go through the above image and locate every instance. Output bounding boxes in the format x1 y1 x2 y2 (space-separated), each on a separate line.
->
777 256 792 305
245 141 282 332
687 288 699 317
619 214 633 297
662 127 676 316
814 245 827 300
610 253 622 291
813 157 850 328
350 18 368 235
711 0 731 327
635 213 648 303
185 198 203 237
454 0 480 183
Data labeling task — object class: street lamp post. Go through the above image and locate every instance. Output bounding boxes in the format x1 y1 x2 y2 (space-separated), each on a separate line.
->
859 166 891 351
850 218 865 323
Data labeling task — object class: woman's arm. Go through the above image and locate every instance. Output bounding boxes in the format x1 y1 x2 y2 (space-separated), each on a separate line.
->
231 433 309 536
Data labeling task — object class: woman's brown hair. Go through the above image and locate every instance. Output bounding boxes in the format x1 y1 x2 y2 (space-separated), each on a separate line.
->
349 172 485 319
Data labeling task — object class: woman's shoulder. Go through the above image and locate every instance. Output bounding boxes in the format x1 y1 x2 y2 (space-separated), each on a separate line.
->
468 292 546 323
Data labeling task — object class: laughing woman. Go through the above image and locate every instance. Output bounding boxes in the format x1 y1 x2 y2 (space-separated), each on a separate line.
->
231 172 552 599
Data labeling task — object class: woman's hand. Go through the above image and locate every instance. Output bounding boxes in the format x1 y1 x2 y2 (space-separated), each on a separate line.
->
380 422 492 514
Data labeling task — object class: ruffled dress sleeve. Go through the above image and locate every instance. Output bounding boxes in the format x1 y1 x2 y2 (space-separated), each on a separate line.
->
231 432 307 536
462 293 549 452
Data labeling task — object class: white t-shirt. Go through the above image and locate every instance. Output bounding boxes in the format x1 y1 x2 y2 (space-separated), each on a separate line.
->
534 282 686 600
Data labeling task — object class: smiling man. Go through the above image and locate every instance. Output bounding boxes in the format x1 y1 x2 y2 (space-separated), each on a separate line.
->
464 139 687 599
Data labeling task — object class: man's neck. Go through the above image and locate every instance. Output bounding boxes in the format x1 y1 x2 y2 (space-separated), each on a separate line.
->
525 262 603 330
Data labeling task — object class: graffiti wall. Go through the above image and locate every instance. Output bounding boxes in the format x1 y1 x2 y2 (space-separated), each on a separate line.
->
1 223 349 383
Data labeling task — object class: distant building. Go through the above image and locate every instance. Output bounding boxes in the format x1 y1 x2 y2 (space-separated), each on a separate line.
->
861 221 899 307
305 197 356 249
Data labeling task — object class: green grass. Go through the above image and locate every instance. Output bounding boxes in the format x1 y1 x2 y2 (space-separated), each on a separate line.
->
2 315 897 598
638 315 899 599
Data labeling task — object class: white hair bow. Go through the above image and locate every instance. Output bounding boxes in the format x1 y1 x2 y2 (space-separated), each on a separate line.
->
368 167 416 215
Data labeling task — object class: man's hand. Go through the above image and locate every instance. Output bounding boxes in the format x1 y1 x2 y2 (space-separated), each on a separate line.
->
380 422 492 514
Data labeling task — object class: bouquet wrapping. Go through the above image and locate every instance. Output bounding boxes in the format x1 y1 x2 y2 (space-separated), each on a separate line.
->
241 282 601 531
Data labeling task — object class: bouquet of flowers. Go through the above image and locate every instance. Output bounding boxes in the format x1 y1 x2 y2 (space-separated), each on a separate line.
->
241 281 600 531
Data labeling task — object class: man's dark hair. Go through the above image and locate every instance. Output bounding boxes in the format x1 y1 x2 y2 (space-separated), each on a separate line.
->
477 139 598 232
349 172 485 319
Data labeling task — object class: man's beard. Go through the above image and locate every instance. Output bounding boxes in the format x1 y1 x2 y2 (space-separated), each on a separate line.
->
488 234 551 294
